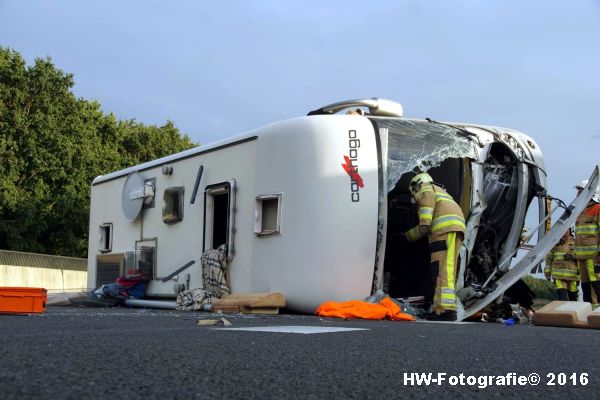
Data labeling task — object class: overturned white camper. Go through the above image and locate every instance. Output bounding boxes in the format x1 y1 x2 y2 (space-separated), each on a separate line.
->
87 98 599 319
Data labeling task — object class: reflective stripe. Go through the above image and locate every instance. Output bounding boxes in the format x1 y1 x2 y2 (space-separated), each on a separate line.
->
575 225 600 234
575 245 599 251
576 246 599 256
419 207 433 221
431 215 466 232
552 268 579 275
551 268 579 278
587 259 598 283
446 233 456 290
441 299 457 309
568 281 578 292
441 288 456 303
554 280 578 290
435 193 454 202
407 226 422 241
544 266 551 274
440 234 458 311
555 280 566 289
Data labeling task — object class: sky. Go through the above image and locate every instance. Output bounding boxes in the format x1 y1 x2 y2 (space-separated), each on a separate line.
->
1 0 599 213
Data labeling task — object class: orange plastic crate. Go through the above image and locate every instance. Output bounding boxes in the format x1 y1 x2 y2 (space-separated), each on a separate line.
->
0 287 47 314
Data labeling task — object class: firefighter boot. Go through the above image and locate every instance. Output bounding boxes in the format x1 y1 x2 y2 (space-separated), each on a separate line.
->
425 310 457 321
581 282 592 303
556 288 569 301
568 291 579 301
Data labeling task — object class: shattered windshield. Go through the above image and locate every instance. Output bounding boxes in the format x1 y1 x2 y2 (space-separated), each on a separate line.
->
373 119 477 192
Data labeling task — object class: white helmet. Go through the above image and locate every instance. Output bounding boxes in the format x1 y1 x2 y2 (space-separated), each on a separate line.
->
575 179 600 203
575 179 588 190
576 179 600 203
409 172 434 195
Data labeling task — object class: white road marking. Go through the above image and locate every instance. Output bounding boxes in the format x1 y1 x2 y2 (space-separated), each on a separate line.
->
416 320 474 324
217 325 369 334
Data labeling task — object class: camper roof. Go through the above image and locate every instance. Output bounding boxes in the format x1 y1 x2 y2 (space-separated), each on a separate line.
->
91 131 259 185
92 114 540 186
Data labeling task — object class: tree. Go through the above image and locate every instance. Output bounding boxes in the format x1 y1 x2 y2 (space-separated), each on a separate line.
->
0 47 196 257
522 275 557 301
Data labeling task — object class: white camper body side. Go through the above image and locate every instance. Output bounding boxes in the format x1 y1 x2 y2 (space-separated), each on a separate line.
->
251 116 379 311
87 116 380 312
88 138 259 296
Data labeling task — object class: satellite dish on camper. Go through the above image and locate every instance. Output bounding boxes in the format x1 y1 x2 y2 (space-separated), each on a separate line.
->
121 172 154 222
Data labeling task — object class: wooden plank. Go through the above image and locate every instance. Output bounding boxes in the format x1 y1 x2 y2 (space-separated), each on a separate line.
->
213 292 286 308
211 305 241 314
241 307 279 315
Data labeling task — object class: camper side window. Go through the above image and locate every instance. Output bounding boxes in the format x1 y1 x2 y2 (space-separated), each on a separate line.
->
99 223 112 252
254 195 282 236
203 180 236 261
163 187 184 224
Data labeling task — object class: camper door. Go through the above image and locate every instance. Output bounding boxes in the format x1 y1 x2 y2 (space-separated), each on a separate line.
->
203 180 236 261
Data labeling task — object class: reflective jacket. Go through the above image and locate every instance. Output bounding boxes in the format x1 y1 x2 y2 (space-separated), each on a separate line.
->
545 236 579 281
575 202 600 259
407 183 466 242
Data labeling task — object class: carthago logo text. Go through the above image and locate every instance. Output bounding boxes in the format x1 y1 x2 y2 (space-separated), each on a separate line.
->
341 129 364 202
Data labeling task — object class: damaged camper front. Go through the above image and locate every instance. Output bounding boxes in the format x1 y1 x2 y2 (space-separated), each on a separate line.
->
371 113 599 320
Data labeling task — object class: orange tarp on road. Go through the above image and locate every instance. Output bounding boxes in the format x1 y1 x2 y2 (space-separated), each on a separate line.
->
315 297 416 321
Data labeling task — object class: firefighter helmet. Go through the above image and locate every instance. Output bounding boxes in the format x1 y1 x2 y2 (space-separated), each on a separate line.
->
575 179 600 203
575 180 588 190
409 172 434 195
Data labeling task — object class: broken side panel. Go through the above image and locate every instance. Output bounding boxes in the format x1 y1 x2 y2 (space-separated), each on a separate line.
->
463 142 539 294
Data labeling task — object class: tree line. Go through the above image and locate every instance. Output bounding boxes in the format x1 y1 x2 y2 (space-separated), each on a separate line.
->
0 48 196 257
522 275 557 301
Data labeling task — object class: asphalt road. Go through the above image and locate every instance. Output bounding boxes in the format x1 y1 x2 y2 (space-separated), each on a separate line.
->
1 306 599 399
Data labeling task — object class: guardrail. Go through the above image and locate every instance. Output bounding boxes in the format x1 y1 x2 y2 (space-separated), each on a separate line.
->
0 250 87 293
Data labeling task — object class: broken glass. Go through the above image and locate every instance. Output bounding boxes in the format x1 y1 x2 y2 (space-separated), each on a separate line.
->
373 119 477 192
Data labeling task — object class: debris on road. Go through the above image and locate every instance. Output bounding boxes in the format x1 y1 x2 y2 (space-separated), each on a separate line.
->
197 317 232 326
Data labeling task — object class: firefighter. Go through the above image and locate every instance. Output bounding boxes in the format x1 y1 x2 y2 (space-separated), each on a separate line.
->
545 229 579 301
403 172 466 321
574 180 600 305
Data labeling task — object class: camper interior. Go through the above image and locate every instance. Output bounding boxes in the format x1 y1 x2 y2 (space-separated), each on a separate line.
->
381 140 536 309
382 157 467 303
